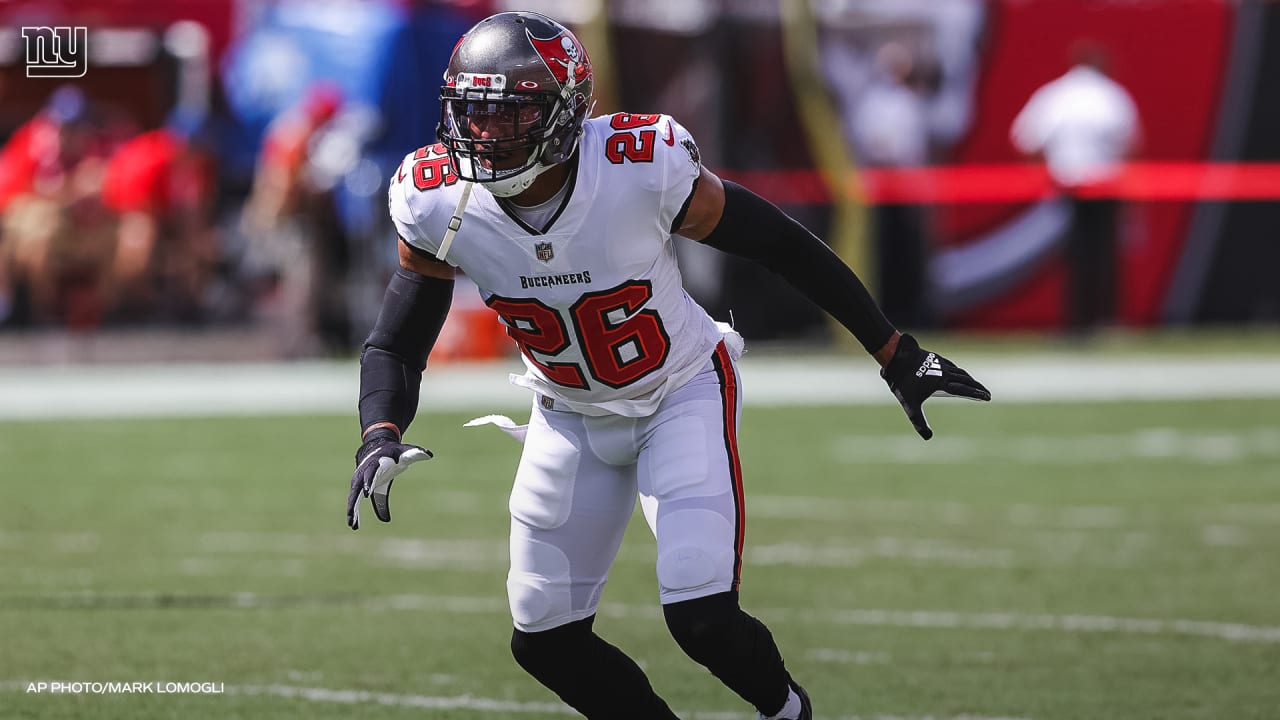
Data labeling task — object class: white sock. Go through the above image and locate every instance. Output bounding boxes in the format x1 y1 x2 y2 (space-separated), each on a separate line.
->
764 688 802 720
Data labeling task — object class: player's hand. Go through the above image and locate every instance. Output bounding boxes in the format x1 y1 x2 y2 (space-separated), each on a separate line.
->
347 428 432 530
880 333 990 440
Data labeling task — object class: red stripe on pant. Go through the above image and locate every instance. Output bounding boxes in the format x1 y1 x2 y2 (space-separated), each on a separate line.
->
710 341 746 591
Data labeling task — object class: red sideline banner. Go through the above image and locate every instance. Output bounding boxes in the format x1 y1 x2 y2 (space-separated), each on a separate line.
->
722 162 1280 205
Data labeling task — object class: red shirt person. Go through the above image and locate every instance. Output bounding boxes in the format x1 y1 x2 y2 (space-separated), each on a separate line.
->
100 112 216 321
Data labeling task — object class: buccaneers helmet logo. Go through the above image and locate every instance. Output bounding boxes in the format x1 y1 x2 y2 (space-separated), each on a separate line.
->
528 30 591 86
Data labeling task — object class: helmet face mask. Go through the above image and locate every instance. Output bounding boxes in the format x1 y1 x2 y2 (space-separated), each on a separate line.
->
440 88 556 190
437 12 594 198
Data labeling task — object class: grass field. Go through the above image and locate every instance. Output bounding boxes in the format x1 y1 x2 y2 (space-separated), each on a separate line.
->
2 379 1279 719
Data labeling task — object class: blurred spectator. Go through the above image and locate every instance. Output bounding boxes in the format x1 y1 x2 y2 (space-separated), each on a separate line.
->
0 87 117 329
1011 43 1140 332
851 42 932 327
217 0 482 352
853 44 929 169
245 83 343 226
100 110 220 324
815 2 985 331
240 82 351 357
818 0 986 160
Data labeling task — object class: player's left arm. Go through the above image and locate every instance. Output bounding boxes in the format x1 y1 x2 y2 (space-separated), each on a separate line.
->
679 166 990 440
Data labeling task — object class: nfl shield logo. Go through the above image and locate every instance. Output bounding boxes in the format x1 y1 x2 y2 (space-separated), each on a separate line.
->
535 242 554 262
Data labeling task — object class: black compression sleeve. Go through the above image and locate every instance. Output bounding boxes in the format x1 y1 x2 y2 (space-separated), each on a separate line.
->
358 268 453 434
701 180 896 354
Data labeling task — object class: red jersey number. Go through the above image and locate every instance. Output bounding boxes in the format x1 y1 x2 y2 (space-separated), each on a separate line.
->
571 282 670 388
605 113 660 164
486 296 589 389
605 131 656 164
486 281 671 390
609 113 660 130
402 143 458 191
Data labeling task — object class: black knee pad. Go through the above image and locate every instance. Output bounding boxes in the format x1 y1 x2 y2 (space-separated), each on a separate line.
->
510 616 595 672
663 590 740 660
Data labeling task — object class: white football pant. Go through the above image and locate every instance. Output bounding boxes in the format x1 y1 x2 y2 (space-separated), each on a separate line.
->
507 342 746 632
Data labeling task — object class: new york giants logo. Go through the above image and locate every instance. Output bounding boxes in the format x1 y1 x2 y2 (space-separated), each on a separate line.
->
21 26 88 78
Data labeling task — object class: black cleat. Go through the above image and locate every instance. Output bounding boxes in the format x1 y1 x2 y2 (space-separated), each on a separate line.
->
792 679 812 720
758 679 812 720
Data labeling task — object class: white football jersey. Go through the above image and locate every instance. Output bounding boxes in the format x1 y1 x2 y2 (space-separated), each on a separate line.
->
389 113 726 417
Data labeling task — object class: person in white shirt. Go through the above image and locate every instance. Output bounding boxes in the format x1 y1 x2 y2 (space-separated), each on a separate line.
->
851 41 931 326
1011 44 1140 331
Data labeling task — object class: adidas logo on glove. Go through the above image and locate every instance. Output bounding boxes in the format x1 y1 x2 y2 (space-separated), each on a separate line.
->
915 352 943 378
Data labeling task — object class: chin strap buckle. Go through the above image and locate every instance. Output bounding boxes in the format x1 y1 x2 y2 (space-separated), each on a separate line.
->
436 180 474 263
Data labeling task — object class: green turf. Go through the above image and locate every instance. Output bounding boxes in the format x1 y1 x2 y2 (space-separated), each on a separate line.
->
2 397 1279 719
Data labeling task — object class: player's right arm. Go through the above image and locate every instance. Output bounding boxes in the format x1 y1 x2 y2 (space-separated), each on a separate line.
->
348 146 458 530
347 237 454 530
360 240 455 439
347 149 463 529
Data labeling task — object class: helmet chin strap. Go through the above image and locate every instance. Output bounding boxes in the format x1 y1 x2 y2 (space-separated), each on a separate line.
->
484 157 556 198
435 180 473 262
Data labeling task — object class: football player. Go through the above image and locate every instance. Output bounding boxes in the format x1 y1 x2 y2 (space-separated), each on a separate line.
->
347 12 990 720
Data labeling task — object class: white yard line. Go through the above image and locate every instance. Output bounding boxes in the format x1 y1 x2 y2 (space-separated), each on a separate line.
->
0 679 1030 720
41 591 1259 645
806 648 892 665
230 684 576 714
199 531 1021 571
830 716 1032 720
831 427 1280 465
750 496 1280 532
12 590 1278 643
685 713 1032 720
12 521 1250 580
593 602 1280 645
3 355 1280 420
748 541 1016 569
802 609 1280 644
